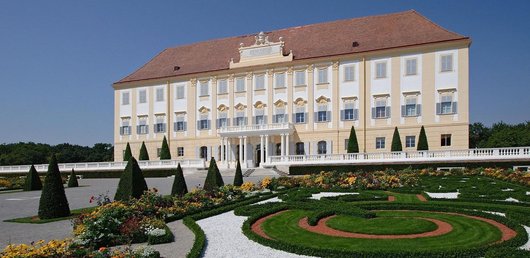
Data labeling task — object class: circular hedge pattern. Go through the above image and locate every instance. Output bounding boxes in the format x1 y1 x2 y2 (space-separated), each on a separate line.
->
326 216 439 235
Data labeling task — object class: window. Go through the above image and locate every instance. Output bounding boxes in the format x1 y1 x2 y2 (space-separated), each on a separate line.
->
156 88 164 102
177 147 184 157
275 143 282 156
174 116 186 131
122 92 130 105
295 142 305 155
176 85 185 99
120 119 131 135
317 104 328 122
295 70 305 86
344 65 355 81
199 81 209 96
235 111 246 126
236 77 245 92
295 106 306 123
154 116 166 133
218 79 227 94
255 74 265 90
441 54 453 72
342 102 356 120
405 59 417 76
200 146 208 159
441 134 452 147
254 109 265 125
317 67 328 84
405 136 416 148
374 98 389 118
403 96 418 117
375 62 387 78
198 114 209 130
317 141 327 154
217 112 228 128
139 89 147 104
275 73 285 88
274 107 286 123
437 94 457 115
137 117 148 134
376 137 385 149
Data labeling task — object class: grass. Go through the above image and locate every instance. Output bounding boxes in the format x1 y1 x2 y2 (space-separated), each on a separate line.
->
4 206 96 224
386 192 423 203
326 216 438 235
261 210 502 252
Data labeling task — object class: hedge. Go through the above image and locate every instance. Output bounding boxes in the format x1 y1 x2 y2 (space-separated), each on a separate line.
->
147 224 174 245
38 155 70 219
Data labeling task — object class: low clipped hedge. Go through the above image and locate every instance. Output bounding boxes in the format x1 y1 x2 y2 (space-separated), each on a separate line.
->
147 225 174 245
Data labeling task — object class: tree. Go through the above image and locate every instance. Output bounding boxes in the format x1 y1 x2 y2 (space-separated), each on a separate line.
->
139 142 150 160
203 157 224 191
233 159 243 186
469 122 491 148
347 126 359 153
67 169 79 187
171 163 188 196
114 157 148 201
38 155 70 219
123 143 132 162
417 126 429 151
391 127 403 152
24 165 42 191
159 136 171 160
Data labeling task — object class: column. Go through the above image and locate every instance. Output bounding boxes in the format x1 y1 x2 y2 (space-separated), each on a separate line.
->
265 135 269 163
243 136 248 163
239 136 243 162
227 139 231 165
281 134 285 157
286 133 290 156
221 137 225 162
260 135 265 167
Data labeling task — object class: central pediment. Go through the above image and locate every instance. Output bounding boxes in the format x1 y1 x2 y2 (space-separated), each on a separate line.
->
229 31 293 69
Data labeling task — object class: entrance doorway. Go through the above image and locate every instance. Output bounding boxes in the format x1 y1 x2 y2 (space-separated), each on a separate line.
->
255 144 265 167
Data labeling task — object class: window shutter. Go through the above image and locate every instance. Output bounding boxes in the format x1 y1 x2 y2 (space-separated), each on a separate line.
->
314 112 318 121
145 125 149 134
120 127 124 135
354 109 359 120
416 104 422 116
340 110 344 121
174 122 178 131
401 105 406 117
216 119 220 128
207 120 211 129
263 115 268 124
304 142 309 155
371 107 376 119
272 115 277 123
313 142 318 155
292 113 296 123
327 140 332 154
226 119 230 126
385 106 391 118
244 117 248 125
436 103 441 115
452 102 458 114
327 111 331 122
197 121 200 129
304 112 308 123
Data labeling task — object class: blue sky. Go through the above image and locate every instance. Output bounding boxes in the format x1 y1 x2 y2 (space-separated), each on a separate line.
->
0 0 529 146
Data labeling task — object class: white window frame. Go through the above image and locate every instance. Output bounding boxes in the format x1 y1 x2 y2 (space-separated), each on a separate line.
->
275 72 285 88
199 81 209 97
295 70 305 86
122 92 130 105
375 62 387 79
176 85 185 99
138 89 147 104
441 134 452 147
218 79 228 94
255 74 265 90
317 67 328 84
376 137 386 149
344 65 355 82
236 77 245 92
375 98 388 118
156 88 164 102
177 147 184 157
405 96 418 117
405 58 417 76
405 136 416 148
441 54 453 72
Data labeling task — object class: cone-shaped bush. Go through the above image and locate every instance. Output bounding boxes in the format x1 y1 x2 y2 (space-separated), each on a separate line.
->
114 157 148 201
123 143 132 161
347 126 359 153
159 136 171 160
67 169 79 188
203 157 224 191
38 155 70 219
417 125 429 151
391 127 403 152
24 165 42 191
139 142 150 160
171 163 188 196
233 160 243 186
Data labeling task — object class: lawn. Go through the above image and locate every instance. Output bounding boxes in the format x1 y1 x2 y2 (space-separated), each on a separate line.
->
326 216 438 235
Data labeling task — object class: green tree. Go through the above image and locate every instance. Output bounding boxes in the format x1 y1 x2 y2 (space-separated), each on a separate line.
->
233 159 243 186
67 169 79 187
24 165 42 191
139 142 150 160
391 127 403 152
159 136 171 160
469 122 491 148
38 155 70 219
347 126 359 153
203 157 224 191
417 126 429 151
171 163 188 196
114 157 148 201
123 143 132 161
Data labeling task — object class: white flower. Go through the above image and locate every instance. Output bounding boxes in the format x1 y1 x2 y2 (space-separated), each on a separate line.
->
146 228 166 237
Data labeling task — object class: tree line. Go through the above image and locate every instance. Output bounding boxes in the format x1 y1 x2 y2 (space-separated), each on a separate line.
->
469 121 530 148
0 142 113 165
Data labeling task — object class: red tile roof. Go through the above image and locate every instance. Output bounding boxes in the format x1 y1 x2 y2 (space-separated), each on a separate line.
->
116 10 468 84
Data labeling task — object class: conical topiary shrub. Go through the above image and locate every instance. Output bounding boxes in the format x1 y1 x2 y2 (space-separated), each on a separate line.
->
114 157 148 201
417 125 429 151
233 159 243 186
123 142 132 161
159 136 171 160
203 157 224 191
171 163 188 196
24 165 42 191
67 169 79 188
139 141 150 160
347 126 359 153
38 155 70 219
391 127 403 152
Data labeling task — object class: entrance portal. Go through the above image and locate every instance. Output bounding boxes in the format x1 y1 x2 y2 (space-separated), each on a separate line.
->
255 144 265 167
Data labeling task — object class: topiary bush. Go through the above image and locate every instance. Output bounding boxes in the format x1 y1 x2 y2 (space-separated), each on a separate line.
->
417 126 429 151
67 169 79 188
139 141 150 160
38 155 71 219
347 126 359 153
114 157 148 201
171 163 188 196
124 142 133 161
391 127 403 152
233 160 243 186
24 165 42 191
203 157 223 191
159 136 171 160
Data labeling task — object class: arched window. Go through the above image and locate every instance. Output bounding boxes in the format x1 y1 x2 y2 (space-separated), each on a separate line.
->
276 143 282 156
200 146 208 159
295 142 305 155
317 141 327 154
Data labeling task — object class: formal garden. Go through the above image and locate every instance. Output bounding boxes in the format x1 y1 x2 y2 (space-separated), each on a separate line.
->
1 152 530 257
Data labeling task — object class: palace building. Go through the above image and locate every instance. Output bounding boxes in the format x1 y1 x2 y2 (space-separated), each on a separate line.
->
113 10 470 168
